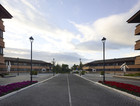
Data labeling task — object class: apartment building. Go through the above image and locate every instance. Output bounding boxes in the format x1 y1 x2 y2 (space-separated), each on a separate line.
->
0 57 52 73
83 56 140 73
0 4 12 64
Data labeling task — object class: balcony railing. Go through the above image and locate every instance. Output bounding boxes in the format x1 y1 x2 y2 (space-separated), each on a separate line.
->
0 55 4 64
0 20 5 31
135 40 140 50
0 37 4 48
135 24 140 35
135 56 140 65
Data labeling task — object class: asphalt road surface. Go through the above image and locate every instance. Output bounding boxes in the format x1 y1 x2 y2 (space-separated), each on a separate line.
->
0 74 140 106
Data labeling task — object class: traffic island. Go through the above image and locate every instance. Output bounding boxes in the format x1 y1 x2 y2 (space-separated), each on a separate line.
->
98 81 140 97
0 81 38 97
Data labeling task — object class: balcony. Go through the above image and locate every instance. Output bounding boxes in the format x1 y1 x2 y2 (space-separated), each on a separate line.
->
0 37 4 48
0 19 5 31
135 56 140 65
135 40 140 50
135 24 140 35
0 55 4 64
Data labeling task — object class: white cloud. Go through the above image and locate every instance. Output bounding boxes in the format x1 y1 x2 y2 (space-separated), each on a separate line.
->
71 1 140 52
1 0 79 53
4 48 88 67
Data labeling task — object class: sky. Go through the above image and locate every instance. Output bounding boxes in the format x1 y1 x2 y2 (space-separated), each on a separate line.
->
0 0 140 67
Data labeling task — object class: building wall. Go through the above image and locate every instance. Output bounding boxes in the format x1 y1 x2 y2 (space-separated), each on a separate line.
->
0 19 5 64
135 24 140 35
83 56 140 73
127 10 140 50
0 57 52 73
0 5 12 64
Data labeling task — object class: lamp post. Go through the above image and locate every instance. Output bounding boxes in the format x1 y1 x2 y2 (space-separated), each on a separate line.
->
101 37 106 82
29 36 34 82
53 58 55 76
79 58 81 76
17 57 19 76
79 58 83 76
114 58 116 75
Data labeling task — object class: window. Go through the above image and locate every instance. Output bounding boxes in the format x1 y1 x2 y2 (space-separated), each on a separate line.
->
0 46 3 55
0 30 3 38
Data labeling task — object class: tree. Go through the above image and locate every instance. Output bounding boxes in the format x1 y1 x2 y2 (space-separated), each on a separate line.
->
55 64 62 73
53 64 70 73
62 64 70 73
71 64 78 70
79 59 83 70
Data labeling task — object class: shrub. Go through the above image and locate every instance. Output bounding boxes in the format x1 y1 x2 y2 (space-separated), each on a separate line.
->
0 73 9 77
81 71 86 75
31 70 38 75
124 73 140 77
100 71 104 75
73 71 79 74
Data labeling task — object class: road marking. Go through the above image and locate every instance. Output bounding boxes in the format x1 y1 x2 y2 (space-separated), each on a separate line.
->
67 74 72 106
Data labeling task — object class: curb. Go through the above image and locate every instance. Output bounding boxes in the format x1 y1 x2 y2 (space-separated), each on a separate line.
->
0 74 59 101
75 74 140 102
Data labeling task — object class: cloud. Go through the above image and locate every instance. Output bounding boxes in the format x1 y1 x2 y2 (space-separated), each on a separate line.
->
71 1 140 52
1 0 80 52
71 14 136 51
75 40 131 52
4 48 88 67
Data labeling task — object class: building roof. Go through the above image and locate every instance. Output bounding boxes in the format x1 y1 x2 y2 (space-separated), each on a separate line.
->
127 10 140 23
84 56 135 66
4 57 51 65
0 4 12 19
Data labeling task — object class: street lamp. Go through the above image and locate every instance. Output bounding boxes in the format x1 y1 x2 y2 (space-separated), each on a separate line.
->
114 58 116 75
29 36 34 82
17 57 19 76
79 58 82 76
53 58 55 76
101 37 106 82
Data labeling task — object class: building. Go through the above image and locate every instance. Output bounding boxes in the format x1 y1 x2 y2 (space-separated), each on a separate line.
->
0 4 12 63
83 56 140 73
0 57 52 73
127 10 140 50
127 10 140 71
0 4 12 73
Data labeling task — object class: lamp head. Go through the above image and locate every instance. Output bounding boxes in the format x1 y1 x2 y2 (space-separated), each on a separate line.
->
29 36 34 43
101 37 106 42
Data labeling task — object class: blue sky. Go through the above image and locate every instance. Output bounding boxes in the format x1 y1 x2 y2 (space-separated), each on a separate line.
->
0 0 140 67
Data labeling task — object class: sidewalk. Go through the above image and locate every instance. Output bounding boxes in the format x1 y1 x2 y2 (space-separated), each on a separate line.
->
0 73 53 85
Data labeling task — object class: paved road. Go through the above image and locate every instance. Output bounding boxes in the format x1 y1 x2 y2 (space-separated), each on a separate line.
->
83 73 140 86
0 74 140 106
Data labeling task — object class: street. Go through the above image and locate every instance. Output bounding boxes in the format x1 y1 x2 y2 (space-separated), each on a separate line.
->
0 74 140 106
